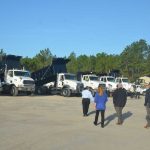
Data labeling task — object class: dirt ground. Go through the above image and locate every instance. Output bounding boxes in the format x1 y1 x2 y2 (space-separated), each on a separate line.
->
0 95 149 150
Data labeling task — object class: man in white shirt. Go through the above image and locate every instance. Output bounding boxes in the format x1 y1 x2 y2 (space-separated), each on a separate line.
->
81 87 94 116
136 86 141 99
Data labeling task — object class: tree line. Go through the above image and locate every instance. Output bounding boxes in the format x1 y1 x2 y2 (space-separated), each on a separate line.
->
1 39 150 81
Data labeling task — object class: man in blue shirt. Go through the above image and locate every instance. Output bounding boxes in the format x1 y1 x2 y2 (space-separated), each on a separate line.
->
81 87 94 116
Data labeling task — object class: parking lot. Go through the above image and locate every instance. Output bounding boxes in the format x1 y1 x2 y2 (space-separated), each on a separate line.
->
0 95 150 150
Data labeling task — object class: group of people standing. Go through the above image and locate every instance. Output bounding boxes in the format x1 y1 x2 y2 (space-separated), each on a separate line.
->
130 85 141 99
81 83 150 129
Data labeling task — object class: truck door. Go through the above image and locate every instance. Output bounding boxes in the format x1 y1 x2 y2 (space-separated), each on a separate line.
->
82 76 89 87
6 71 13 84
57 74 64 88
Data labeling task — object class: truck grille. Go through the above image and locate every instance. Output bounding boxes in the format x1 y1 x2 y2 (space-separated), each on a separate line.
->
23 80 35 85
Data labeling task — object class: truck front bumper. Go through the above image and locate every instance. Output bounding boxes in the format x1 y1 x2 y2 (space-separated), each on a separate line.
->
18 86 35 92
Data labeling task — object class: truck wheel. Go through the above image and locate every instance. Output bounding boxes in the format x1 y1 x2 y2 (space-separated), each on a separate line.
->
62 88 71 97
27 91 34 96
10 86 18 96
37 87 42 95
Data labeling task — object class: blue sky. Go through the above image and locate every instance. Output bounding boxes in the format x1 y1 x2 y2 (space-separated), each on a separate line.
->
0 0 150 58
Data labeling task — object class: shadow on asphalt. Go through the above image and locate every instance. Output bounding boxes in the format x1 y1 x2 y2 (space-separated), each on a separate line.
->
104 111 133 127
122 111 133 120
88 110 96 116
104 113 116 126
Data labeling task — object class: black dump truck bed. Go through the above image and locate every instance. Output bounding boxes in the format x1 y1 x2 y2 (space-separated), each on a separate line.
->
0 55 22 72
31 58 70 86
0 55 22 82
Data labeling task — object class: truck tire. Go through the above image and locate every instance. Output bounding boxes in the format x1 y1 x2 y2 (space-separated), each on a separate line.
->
10 86 18 96
37 87 42 95
62 88 71 97
27 91 34 96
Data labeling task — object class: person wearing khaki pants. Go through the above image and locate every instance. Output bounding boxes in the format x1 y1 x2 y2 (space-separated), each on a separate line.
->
112 83 127 125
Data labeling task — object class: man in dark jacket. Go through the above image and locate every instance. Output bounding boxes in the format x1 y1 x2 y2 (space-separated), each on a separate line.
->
144 83 150 128
113 83 127 125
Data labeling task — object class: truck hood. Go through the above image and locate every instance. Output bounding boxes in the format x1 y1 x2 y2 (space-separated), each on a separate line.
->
64 80 82 86
107 81 117 89
122 83 132 90
14 76 34 81
90 81 100 86
89 81 100 89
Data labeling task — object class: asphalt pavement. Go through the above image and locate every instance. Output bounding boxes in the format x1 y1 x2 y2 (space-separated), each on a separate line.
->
0 95 149 150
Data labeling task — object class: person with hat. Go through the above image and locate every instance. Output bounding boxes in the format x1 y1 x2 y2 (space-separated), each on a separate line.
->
112 83 127 125
144 83 150 128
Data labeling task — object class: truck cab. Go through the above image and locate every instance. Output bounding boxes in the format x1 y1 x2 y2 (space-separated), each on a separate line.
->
57 73 83 96
81 74 106 95
137 76 150 86
0 55 35 96
43 73 84 97
115 77 132 92
4 69 35 96
99 76 117 93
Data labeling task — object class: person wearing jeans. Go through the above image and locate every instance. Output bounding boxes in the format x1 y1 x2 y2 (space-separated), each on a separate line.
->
93 85 108 128
94 109 105 127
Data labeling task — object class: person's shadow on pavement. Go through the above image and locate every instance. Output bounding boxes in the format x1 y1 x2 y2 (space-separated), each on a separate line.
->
104 113 116 126
88 110 96 116
104 111 133 126
122 111 133 121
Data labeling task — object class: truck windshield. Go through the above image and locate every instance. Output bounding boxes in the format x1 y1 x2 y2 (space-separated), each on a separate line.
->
107 77 115 82
65 74 77 80
122 78 128 83
89 76 99 81
14 71 30 77
138 79 144 84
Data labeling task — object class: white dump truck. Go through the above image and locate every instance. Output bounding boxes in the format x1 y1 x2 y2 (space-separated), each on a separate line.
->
77 73 106 96
0 55 35 96
115 77 132 92
32 58 83 97
99 76 117 95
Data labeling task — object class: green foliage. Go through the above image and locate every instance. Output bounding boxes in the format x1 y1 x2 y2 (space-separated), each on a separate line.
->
120 39 150 80
66 52 78 73
21 48 53 72
77 55 91 72
66 39 150 81
1 39 150 81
